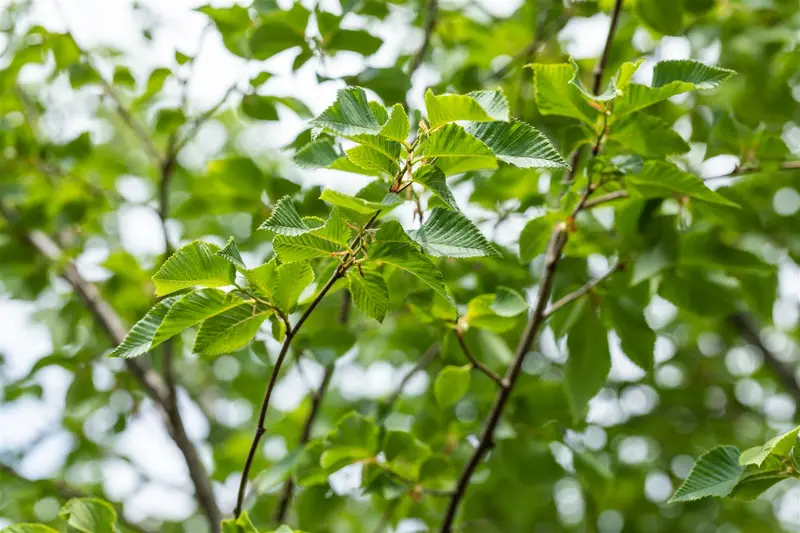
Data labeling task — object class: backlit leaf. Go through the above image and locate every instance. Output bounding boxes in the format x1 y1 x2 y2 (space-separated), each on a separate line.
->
410 208 499 258
152 242 236 297
669 446 744 503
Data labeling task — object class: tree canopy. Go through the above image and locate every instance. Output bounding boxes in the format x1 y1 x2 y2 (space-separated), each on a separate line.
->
2 0 800 532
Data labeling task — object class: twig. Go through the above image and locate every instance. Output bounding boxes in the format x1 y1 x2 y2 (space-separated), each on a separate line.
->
703 160 800 181
0 463 153 533
0 203 222 533
454 329 506 388
407 0 438 79
173 82 241 155
591 0 624 94
544 263 622 318
273 292 352 522
439 4 624 530
582 190 628 209
728 313 800 402
382 343 441 414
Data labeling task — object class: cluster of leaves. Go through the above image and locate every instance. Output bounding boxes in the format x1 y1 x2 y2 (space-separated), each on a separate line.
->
2 498 125 533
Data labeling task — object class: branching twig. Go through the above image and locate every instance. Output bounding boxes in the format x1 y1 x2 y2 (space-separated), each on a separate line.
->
273 292 352 522
0 204 222 533
455 329 506 388
0 463 153 533
544 262 622 318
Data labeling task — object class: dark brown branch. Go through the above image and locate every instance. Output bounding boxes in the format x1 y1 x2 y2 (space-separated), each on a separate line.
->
273 292 351 522
728 313 800 401
455 329 506 388
0 463 153 533
0 204 222 533
544 263 622 318
407 0 438 80
591 0 624 94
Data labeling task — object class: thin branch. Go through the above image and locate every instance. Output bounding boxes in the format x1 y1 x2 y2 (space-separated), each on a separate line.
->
703 160 800 181
407 0 438 80
0 204 222 533
440 5 624 530
455 329 506 388
173 82 241 155
544 263 623 318
582 190 628 209
728 313 800 401
273 292 352 522
382 343 441 414
591 0 624 94
0 463 153 533
485 37 543 83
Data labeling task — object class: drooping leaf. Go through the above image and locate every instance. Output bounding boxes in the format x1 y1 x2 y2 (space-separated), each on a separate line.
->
310 87 382 136
435 365 471 408
413 164 459 211
259 196 316 236
424 89 508 129
564 306 610 421
152 242 236 297
59 498 117 533
410 208 499 258
418 124 497 175
380 103 410 142
273 261 314 312
739 425 800 467
465 120 569 169
669 446 744 503
153 289 247 346
193 303 271 356
109 296 181 359
347 268 389 322
626 161 739 207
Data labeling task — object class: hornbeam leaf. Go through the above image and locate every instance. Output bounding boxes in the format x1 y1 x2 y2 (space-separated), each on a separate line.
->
424 89 508 128
669 446 744 503
153 289 247 346
519 215 558 262
193 302 271 356
434 365 471 408
310 87 382 136
564 306 610 421
347 268 389 322
465 120 569 169
346 145 399 175
109 296 181 358
243 260 277 297
273 209 352 262
418 124 496 176
294 137 343 168
273 261 314 311
652 59 736 89
320 189 401 216
217 237 247 270
610 115 691 157
60 498 117 533
626 161 739 207
221 511 259 533
491 287 528 317
348 134 403 161
531 63 598 124
413 164 459 211
380 103 410 142
368 221 455 308
410 208 500 258
259 196 316 235
739 425 800 467
152 242 236 297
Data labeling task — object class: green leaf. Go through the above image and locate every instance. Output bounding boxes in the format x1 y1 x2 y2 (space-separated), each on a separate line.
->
321 412 380 469
249 4 310 60
382 430 432 479
413 164 458 211
739 425 800 467
259 196 316 236
346 144 399 176
519 215 557 262
652 59 736 89
380 103 410 142
153 289 247 346
325 28 382 56
531 63 598 124
368 221 454 308
636 0 684 35
273 261 314 312
410 208 499 258
244 260 277 298
293 137 344 168
418 124 497 176
730 471 788 502
109 296 181 359
465 120 569 169
564 306 610 421
424 89 508 128
273 210 351 262
152 242 236 297
491 287 528 317
1 525 59 533
604 297 655 372
59 498 117 533
626 161 739 207
347 268 388 322
221 511 259 533
193 303 271 356
669 446 744 503
217 237 247 270
434 365 471 408
310 87 382 136
610 115 691 158
465 294 517 333
241 93 279 120
319 189 400 219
